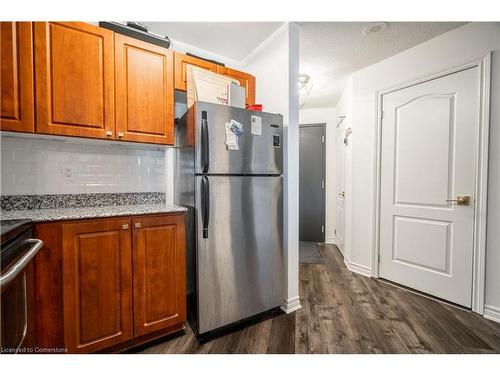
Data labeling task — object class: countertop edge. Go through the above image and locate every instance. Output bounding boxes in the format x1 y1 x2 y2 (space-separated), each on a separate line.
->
0 204 188 223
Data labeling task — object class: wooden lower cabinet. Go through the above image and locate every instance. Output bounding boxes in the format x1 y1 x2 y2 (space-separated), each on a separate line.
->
34 213 186 353
132 215 186 336
62 218 133 353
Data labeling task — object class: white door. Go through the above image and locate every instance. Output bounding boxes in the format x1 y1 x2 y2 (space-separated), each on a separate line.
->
379 67 479 307
335 121 346 254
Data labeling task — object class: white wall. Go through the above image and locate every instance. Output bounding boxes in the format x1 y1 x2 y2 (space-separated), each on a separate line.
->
336 22 500 317
299 107 337 243
485 50 500 322
335 77 354 263
241 23 301 313
0 136 166 195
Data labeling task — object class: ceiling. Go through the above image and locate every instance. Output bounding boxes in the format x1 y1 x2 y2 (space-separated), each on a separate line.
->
142 22 283 61
298 22 467 109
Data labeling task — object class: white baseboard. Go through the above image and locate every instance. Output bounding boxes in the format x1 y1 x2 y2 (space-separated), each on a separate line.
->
325 236 336 244
344 256 372 278
280 296 302 314
484 305 500 323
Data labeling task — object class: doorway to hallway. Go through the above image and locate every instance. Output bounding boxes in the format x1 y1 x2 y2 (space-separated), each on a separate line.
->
299 123 326 243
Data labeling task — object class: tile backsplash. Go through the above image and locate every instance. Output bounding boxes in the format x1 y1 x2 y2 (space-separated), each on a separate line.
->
1 136 167 195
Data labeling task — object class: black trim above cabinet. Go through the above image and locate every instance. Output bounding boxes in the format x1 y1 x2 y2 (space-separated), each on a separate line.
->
99 21 171 49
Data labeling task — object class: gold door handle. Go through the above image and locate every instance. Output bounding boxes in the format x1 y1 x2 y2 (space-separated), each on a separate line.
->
446 196 470 206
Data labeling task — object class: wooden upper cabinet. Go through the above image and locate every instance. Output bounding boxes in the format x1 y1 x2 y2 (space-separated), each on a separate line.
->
217 66 256 105
62 218 133 353
115 34 174 144
34 22 115 139
132 214 186 337
174 52 217 91
0 22 35 132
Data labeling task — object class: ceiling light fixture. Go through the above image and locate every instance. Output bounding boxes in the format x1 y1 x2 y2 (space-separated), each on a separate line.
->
298 74 313 107
362 22 388 35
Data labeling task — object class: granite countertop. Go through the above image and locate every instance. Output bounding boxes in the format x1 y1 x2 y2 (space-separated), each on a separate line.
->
0 203 187 223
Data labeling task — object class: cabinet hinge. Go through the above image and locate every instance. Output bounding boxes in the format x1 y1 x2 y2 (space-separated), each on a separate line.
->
321 180 325 189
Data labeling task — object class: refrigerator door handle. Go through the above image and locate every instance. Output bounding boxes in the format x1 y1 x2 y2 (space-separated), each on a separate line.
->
201 176 210 238
201 111 209 173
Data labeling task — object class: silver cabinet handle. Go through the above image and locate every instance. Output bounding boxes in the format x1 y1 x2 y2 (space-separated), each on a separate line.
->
0 239 43 288
134 223 142 229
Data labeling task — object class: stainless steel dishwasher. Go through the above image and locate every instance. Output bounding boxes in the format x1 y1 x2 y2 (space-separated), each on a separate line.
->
1 220 43 354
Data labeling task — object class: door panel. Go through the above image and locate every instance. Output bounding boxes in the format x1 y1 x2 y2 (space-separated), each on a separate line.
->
115 34 174 144
34 22 115 139
0 22 34 132
174 52 218 91
216 66 256 105
299 125 325 241
132 214 186 336
379 67 479 307
394 94 455 206
192 102 283 175
62 218 132 353
195 175 283 334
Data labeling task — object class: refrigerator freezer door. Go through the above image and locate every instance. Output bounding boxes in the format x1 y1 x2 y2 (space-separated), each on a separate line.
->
193 102 283 175
195 175 283 334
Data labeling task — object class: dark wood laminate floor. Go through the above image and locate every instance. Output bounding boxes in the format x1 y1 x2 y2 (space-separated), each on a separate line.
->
138 244 500 354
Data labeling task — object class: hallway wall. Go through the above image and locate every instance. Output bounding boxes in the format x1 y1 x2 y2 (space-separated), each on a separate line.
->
336 22 500 319
241 23 301 313
299 107 337 244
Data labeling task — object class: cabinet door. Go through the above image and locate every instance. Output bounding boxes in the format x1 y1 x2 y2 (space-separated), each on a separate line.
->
115 34 174 144
62 218 133 353
34 22 115 139
174 52 217 91
0 22 34 132
216 66 256 105
132 214 186 337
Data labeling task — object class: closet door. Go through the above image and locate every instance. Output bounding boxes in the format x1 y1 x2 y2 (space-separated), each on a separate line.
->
0 22 34 133
34 22 115 139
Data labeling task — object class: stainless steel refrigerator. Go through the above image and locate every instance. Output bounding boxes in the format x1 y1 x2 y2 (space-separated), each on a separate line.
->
174 101 284 336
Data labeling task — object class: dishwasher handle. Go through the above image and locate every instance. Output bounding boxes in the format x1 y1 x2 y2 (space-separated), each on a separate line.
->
0 239 43 288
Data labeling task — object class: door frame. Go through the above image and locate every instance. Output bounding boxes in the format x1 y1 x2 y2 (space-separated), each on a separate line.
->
299 123 326 242
372 54 491 314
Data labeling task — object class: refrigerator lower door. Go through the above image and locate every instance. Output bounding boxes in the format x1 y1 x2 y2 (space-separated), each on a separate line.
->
195 175 283 334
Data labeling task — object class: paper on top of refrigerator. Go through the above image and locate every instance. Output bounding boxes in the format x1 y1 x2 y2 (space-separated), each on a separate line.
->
186 65 240 108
